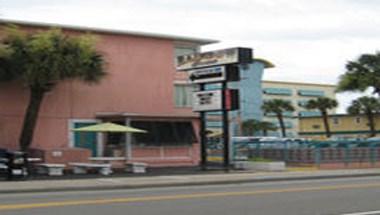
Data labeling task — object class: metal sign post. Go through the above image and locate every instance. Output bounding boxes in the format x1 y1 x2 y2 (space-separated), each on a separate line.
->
222 81 230 171
177 47 253 171
199 84 207 170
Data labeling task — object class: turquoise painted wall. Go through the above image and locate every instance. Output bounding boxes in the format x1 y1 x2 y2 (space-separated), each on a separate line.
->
229 61 265 135
203 61 266 136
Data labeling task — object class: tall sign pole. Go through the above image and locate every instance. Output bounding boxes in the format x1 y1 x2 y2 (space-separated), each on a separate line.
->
222 81 230 171
199 83 207 170
177 47 253 171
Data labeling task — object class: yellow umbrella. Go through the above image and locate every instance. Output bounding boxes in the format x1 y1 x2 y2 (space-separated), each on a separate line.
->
72 122 147 133
206 128 223 138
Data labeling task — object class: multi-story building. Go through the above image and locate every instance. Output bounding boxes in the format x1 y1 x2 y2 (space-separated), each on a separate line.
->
172 57 275 137
299 114 380 139
261 81 336 137
0 19 217 167
192 66 337 139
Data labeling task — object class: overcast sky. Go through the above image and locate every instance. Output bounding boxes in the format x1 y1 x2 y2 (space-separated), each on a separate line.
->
1 0 379 112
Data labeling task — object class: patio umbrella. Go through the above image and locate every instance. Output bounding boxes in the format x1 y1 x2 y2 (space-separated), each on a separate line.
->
206 128 223 138
72 122 147 133
72 122 147 159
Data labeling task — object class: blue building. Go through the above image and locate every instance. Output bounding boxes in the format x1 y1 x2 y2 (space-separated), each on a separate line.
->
205 58 274 136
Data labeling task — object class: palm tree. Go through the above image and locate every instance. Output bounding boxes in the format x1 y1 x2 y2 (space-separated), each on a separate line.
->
0 26 106 151
347 96 380 137
305 97 338 138
261 99 295 137
241 119 276 136
337 52 380 96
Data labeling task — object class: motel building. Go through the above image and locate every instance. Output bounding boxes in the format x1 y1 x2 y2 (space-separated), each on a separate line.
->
299 114 380 140
0 19 218 167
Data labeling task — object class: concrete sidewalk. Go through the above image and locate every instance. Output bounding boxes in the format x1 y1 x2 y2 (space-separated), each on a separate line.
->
1 169 380 194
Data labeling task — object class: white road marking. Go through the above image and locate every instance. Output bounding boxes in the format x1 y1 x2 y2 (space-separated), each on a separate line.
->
343 210 380 215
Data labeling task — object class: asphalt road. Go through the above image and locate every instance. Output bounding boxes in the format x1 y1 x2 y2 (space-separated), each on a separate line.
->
1 176 380 215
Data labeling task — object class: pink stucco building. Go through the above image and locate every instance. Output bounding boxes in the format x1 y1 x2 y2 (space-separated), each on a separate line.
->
0 19 217 167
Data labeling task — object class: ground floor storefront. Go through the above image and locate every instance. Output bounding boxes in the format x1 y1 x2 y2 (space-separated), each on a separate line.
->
1 113 201 168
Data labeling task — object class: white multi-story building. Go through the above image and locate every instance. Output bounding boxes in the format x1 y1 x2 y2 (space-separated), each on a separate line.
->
262 80 336 137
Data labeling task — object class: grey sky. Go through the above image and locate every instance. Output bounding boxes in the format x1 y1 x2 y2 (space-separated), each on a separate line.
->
1 0 379 112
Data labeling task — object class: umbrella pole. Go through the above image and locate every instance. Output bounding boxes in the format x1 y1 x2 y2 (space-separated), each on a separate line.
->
125 119 132 160
97 132 104 157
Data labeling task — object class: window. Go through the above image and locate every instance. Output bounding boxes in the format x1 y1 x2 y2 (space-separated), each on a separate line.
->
265 111 293 118
298 90 325 97
131 121 196 146
298 100 310 107
285 121 293 128
271 121 293 128
105 121 126 156
298 111 321 117
262 88 292 95
174 84 195 107
286 132 295 137
355 117 361 124
332 117 339 125
283 111 294 118
174 46 198 66
312 124 321 129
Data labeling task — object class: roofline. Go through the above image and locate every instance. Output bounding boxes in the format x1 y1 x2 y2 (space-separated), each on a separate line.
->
0 18 218 45
253 58 275 69
262 80 336 88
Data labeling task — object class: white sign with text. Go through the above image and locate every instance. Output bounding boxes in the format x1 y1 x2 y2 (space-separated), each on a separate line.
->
192 90 222 112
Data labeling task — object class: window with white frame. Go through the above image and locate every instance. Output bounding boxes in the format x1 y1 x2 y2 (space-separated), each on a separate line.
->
174 84 196 107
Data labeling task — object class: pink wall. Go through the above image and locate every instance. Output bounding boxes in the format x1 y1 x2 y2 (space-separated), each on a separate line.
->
0 25 200 157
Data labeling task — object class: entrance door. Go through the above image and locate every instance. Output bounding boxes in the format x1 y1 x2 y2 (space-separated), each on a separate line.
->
73 122 97 156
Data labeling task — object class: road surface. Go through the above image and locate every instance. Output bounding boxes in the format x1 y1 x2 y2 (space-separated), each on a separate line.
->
1 176 380 215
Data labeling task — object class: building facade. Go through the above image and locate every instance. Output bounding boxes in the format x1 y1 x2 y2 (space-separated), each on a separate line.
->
261 81 336 137
0 19 217 167
299 114 380 139
195 59 274 137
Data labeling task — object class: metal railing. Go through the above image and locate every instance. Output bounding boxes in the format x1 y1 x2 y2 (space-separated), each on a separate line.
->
233 139 380 167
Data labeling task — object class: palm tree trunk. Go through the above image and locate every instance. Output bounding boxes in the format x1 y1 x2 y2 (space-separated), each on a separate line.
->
277 113 286 137
367 111 376 137
19 88 45 151
321 110 331 138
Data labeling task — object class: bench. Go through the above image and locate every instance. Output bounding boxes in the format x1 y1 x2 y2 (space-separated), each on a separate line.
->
69 162 112 176
35 163 66 176
126 162 147 173
0 163 7 170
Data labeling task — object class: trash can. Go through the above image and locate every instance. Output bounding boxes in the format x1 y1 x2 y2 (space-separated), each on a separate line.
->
6 151 29 180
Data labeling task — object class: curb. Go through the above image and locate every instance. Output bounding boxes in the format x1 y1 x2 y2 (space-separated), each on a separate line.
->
1 172 380 194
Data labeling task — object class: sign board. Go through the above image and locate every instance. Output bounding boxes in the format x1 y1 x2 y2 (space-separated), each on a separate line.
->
192 89 240 112
177 47 253 71
225 89 239 111
193 90 222 112
189 65 240 84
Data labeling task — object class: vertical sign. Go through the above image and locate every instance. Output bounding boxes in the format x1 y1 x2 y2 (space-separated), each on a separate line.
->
177 47 252 171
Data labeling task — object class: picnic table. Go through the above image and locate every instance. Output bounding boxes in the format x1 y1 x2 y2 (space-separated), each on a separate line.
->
88 157 126 163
